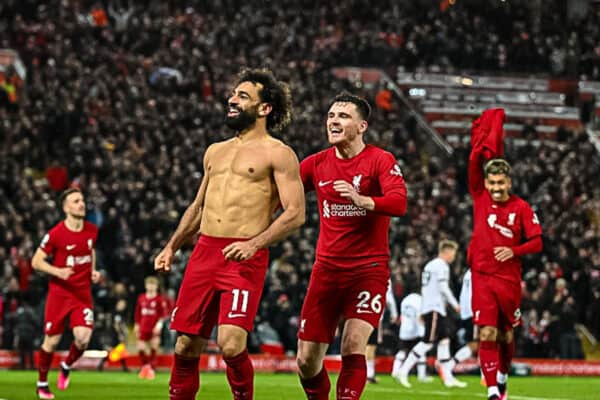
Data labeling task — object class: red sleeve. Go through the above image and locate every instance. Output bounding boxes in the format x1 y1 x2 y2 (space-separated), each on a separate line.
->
512 202 542 256
512 236 542 257
468 151 486 198
521 202 543 240
134 296 142 324
371 152 407 216
39 229 56 255
299 156 315 193
469 108 506 197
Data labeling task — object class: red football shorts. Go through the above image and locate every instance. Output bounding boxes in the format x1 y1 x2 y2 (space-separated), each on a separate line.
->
137 331 157 341
471 271 522 332
170 235 269 338
298 260 390 343
44 291 94 335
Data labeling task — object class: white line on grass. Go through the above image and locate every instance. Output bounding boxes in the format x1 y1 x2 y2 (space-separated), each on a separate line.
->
256 380 574 400
364 386 574 400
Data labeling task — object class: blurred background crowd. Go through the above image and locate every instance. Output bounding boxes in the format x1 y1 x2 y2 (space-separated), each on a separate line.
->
1 0 599 366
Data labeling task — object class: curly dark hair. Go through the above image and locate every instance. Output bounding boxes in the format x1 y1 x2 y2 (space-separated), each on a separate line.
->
235 68 292 132
328 92 372 121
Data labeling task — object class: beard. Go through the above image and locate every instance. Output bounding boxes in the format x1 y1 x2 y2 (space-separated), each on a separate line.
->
71 211 86 219
225 106 258 132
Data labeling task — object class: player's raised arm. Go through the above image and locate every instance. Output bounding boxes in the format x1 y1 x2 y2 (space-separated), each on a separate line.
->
223 144 305 261
155 145 213 272
469 108 506 197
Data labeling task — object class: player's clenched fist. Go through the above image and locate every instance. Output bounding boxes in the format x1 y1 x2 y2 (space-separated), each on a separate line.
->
55 268 74 281
155 247 174 272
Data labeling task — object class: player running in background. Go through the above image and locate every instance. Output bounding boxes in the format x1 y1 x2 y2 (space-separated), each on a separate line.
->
468 108 543 400
155 68 305 400
31 188 100 399
296 92 407 400
134 276 168 380
391 292 431 384
366 280 399 384
395 240 465 389
443 268 481 380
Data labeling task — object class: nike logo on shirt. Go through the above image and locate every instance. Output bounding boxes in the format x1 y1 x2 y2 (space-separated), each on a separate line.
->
66 244 76 250
227 312 246 318
318 180 332 187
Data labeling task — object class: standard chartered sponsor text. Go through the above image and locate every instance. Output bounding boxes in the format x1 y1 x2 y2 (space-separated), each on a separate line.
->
329 203 367 217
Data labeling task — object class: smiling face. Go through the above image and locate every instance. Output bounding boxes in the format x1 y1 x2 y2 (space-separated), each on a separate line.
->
485 173 512 202
326 102 368 146
225 81 271 132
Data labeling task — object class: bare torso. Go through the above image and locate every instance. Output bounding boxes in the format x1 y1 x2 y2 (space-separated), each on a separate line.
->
200 135 283 238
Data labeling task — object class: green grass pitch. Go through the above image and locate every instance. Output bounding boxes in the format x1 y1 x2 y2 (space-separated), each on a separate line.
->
1 370 599 399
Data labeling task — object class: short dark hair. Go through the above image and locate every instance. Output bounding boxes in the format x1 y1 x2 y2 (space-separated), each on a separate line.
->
484 158 511 177
59 187 82 208
235 68 292 132
328 92 372 121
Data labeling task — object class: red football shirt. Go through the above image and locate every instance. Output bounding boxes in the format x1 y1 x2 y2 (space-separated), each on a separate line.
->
39 221 98 301
135 293 167 333
467 156 542 284
300 145 407 268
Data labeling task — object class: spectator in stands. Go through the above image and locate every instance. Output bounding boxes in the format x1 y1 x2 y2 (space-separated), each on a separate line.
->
12 294 38 369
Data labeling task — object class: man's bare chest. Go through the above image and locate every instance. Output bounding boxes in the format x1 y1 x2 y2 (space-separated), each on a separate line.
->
208 147 272 181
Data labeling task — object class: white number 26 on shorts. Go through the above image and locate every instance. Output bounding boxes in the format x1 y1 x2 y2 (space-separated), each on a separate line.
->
356 291 382 314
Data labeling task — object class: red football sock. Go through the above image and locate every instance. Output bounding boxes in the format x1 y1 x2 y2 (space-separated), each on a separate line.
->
139 350 148 365
150 349 157 368
65 342 85 367
336 354 366 400
223 349 254 400
499 339 515 374
299 367 331 400
38 348 54 383
169 354 199 400
479 340 499 387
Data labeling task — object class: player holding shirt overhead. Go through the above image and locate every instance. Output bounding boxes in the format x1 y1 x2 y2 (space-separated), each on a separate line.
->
296 92 407 400
31 188 100 399
468 109 542 400
155 68 305 400
135 276 168 380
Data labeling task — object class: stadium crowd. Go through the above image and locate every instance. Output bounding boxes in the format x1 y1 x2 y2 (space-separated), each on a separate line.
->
0 0 599 363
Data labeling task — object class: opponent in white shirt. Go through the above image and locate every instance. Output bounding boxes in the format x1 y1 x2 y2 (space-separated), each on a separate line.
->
421 255 460 317
396 240 466 388
459 268 473 320
391 293 430 383
442 269 480 382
